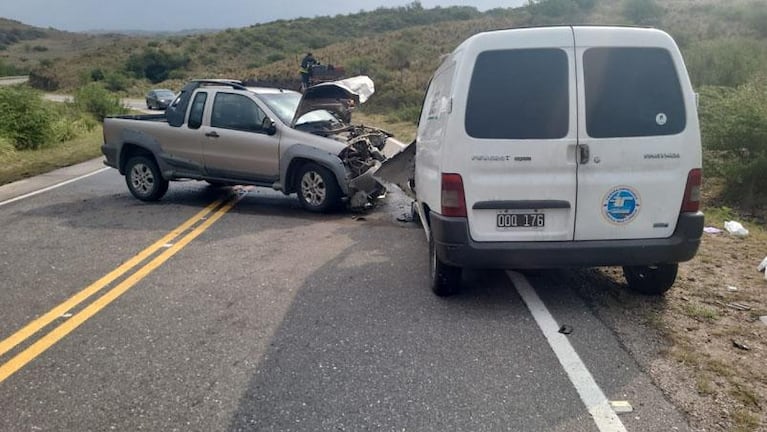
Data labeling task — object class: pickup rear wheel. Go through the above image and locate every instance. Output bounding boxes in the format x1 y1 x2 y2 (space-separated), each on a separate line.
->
296 162 340 213
623 264 678 295
125 156 169 201
429 234 461 296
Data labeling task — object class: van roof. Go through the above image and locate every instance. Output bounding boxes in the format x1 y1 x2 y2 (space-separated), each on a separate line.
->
451 25 674 60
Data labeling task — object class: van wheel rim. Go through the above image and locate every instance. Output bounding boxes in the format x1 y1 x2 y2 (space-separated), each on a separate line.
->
301 171 326 206
130 163 155 195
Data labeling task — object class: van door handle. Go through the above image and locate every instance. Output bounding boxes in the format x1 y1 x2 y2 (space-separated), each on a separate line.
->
578 144 590 164
205 131 220 138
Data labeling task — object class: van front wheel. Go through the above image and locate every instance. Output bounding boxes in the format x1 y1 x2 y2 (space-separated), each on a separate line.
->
429 235 461 296
622 264 678 295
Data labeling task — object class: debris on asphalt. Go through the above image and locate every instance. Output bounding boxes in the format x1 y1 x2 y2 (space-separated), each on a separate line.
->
610 400 634 414
397 212 414 223
732 340 751 351
558 325 573 335
703 226 723 234
760 316 767 326
758 256 767 280
351 215 367 221
726 302 752 311
726 285 739 292
724 220 749 238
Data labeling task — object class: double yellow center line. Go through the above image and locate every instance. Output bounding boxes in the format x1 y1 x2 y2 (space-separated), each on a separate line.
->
0 190 246 384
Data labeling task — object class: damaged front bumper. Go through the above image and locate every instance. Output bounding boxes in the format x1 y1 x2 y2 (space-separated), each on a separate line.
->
338 128 405 209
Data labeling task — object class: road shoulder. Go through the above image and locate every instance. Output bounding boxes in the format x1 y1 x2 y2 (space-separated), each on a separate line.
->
0 157 106 205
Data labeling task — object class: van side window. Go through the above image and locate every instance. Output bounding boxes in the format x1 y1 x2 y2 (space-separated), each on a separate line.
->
187 92 207 130
465 49 568 139
584 47 685 138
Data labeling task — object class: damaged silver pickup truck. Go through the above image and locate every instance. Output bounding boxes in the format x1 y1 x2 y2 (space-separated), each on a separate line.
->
101 77 405 212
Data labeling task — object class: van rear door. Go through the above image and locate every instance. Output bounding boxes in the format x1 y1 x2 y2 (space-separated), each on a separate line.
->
458 28 578 242
572 28 699 240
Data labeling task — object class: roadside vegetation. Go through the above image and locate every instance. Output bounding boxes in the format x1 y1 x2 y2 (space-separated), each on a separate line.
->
1 2 766 427
0 84 126 184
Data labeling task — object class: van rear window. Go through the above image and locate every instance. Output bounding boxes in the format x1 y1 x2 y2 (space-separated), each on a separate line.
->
584 47 686 138
465 49 569 139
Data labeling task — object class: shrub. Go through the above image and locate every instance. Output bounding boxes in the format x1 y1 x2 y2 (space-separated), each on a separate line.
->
529 0 580 17
125 49 190 83
699 76 767 208
684 38 767 88
574 0 596 10
74 83 128 121
28 69 59 91
0 59 25 76
0 86 53 150
103 70 129 92
390 104 422 123
48 103 97 142
623 0 663 25
90 68 105 81
0 136 16 159
745 1 767 37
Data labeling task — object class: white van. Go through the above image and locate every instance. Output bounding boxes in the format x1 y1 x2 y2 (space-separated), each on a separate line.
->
381 26 703 296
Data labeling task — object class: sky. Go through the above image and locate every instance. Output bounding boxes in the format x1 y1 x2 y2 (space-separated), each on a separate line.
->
0 0 526 32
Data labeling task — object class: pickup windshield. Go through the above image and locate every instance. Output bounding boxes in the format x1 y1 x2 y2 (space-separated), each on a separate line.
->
256 93 338 126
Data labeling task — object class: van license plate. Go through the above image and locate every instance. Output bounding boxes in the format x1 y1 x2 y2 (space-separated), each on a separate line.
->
496 212 545 228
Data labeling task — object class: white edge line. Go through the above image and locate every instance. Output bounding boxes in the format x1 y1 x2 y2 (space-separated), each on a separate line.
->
0 167 110 208
507 270 628 432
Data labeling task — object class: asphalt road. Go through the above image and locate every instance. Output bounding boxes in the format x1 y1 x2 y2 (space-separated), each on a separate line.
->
0 164 695 431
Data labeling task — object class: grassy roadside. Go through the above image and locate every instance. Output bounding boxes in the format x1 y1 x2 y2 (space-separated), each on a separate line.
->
0 127 103 186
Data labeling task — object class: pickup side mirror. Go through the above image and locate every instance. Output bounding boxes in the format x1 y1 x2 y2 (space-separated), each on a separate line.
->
262 118 277 136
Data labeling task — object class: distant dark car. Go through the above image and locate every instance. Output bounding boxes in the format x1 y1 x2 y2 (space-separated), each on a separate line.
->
145 89 176 110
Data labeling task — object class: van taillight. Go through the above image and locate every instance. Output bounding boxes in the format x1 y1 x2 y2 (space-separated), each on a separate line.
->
681 168 702 213
441 173 467 217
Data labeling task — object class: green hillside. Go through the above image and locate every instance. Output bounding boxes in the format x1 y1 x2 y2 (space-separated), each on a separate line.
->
7 0 765 114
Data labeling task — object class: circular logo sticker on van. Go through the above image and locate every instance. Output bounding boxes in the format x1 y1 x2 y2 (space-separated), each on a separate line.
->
603 186 641 224
656 113 667 126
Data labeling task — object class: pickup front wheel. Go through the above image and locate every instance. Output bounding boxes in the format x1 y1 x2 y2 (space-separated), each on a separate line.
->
296 163 340 212
125 156 169 201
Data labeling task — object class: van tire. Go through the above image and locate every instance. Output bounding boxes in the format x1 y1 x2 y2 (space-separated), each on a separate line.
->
125 156 169 201
296 162 340 213
622 264 678 295
429 235 461 296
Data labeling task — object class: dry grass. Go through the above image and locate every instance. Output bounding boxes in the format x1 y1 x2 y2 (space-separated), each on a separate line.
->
354 112 416 143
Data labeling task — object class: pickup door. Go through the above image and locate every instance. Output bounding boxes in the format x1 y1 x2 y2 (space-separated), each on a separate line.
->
201 90 280 182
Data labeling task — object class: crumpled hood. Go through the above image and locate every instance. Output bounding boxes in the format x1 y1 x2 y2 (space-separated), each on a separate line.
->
290 75 375 127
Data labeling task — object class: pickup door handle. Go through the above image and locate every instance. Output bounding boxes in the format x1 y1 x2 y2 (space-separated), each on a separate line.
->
205 131 220 138
578 144 589 164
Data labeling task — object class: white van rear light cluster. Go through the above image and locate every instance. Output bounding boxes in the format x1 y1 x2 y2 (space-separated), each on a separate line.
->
441 173 467 217
681 169 702 213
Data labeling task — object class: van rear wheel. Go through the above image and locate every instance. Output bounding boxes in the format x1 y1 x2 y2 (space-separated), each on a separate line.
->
623 264 678 295
429 234 461 296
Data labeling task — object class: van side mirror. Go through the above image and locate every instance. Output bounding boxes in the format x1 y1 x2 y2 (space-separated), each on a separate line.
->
262 118 277 136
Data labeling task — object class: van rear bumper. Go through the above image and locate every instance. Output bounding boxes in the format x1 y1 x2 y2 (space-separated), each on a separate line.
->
429 212 704 269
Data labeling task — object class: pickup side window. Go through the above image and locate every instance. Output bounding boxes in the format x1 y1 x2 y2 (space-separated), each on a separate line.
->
584 47 685 138
188 92 207 130
211 93 267 133
465 48 569 139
